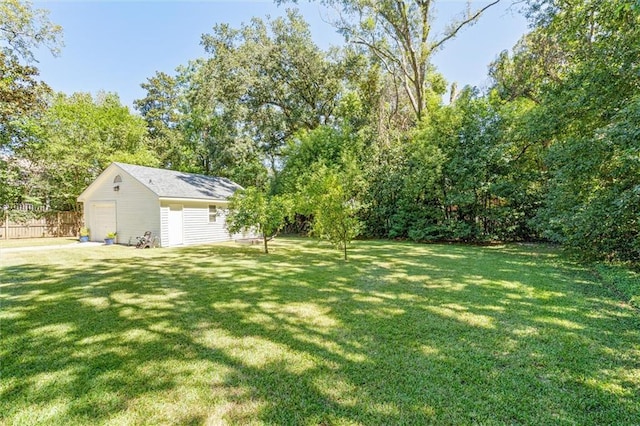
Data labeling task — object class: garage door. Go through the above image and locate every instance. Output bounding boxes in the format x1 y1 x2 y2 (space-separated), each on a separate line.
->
90 202 116 241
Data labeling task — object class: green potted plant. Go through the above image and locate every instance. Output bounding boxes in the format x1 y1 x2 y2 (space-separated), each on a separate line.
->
79 227 90 242
104 231 117 245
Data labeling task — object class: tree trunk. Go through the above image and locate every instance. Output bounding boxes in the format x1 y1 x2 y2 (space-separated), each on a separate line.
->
263 235 269 254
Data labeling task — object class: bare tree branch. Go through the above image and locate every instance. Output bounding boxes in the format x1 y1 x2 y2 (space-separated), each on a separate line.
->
431 0 501 52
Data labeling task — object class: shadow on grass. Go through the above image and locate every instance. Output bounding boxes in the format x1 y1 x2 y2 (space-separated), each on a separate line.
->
1 239 639 424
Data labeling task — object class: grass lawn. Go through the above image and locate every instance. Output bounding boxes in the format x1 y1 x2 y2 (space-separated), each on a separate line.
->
1 238 638 425
0 237 79 249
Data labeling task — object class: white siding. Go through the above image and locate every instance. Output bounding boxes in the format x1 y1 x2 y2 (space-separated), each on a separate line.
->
160 205 169 247
82 166 160 245
159 200 238 246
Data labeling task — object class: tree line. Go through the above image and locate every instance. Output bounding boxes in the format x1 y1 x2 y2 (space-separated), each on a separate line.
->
1 0 638 264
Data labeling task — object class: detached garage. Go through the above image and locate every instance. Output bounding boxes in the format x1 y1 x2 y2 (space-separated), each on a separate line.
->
77 162 247 247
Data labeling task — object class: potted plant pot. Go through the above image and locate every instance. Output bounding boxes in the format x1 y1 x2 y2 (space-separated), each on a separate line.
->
79 227 90 242
104 232 117 245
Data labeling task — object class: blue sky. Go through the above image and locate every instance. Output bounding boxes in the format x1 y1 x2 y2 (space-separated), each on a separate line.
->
33 0 529 109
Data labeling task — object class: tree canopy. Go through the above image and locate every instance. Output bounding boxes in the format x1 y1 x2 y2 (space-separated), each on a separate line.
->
1 0 62 147
7 92 155 210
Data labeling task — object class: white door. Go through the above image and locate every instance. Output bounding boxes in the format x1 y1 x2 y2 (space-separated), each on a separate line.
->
168 204 183 246
90 202 116 241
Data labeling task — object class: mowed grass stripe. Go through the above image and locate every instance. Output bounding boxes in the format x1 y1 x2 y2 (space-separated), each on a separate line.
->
1 238 638 425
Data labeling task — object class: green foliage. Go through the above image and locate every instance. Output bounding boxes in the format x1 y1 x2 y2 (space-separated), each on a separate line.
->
539 96 640 263
14 92 156 210
0 52 51 150
496 0 640 263
0 0 63 63
436 90 543 242
174 9 343 185
226 187 292 254
0 0 62 156
361 89 544 244
362 130 444 241
133 71 191 171
6 207 44 224
278 125 363 193
277 0 499 122
0 158 25 207
299 159 364 260
278 125 365 258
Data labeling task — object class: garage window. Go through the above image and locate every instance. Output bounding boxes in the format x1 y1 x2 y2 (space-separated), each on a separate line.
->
209 205 217 223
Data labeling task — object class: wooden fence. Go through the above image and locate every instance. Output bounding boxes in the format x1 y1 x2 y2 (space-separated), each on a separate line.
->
1 210 83 239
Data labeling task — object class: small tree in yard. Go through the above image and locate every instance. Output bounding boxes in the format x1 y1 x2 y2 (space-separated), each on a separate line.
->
226 187 291 254
301 162 363 260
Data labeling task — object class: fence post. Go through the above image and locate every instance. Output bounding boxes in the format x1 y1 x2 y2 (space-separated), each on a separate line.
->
57 212 61 237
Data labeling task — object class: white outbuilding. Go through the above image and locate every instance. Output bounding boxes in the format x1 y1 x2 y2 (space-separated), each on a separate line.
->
77 162 246 247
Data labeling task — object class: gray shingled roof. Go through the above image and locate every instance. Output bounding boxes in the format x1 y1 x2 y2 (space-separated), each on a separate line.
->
116 163 242 200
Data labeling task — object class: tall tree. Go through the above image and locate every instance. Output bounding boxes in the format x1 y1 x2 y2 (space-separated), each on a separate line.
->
134 71 191 170
0 52 50 149
0 0 62 62
21 92 155 210
1 0 62 207
192 10 344 178
278 0 500 122
180 57 266 187
1 0 62 146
